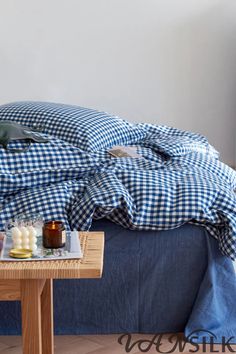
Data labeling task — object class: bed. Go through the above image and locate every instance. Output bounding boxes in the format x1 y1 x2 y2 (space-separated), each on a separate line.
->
0 101 235 344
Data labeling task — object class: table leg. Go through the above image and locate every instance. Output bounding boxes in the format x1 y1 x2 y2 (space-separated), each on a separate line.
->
41 279 54 354
21 279 43 354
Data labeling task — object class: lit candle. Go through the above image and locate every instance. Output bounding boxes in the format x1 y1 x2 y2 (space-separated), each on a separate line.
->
43 221 66 249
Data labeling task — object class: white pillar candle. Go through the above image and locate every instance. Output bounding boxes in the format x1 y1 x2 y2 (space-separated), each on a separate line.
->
12 235 22 246
20 226 30 248
11 227 22 248
27 226 37 239
12 226 21 239
29 242 37 251
27 226 38 251
19 226 29 239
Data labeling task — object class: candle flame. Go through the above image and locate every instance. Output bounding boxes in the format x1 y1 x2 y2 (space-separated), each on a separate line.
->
51 221 56 229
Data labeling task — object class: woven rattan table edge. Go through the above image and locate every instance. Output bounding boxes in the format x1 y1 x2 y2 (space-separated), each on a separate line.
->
0 231 104 279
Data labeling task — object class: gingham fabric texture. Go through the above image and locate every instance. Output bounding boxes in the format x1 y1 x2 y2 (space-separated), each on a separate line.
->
0 101 145 151
0 114 235 259
137 123 219 158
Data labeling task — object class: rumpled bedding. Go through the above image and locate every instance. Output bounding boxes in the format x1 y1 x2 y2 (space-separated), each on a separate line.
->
0 124 235 259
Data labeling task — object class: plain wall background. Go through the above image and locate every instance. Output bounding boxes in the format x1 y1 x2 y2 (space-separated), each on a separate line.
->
0 0 235 164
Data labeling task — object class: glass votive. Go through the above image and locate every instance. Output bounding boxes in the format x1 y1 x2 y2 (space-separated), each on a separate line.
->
43 221 66 249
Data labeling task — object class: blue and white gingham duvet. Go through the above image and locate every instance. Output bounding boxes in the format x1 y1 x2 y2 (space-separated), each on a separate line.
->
0 123 235 259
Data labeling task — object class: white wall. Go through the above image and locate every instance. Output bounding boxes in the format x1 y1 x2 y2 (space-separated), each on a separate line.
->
0 0 235 164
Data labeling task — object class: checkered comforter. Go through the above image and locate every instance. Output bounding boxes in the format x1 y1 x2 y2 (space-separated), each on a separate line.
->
0 124 235 259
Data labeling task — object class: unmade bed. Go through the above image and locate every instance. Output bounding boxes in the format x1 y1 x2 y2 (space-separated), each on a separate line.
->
0 101 235 343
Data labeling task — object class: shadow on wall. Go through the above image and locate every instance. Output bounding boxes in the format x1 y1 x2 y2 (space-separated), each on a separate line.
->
151 1 236 165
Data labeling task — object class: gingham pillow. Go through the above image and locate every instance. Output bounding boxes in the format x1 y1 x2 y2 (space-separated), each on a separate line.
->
0 101 145 151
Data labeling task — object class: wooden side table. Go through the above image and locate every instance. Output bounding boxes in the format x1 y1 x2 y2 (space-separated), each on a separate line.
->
0 232 104 354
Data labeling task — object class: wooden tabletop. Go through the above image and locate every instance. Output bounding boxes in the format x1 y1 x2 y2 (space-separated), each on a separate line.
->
0 232 104 280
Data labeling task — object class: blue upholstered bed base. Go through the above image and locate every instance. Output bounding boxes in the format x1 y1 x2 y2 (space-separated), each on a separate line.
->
0 220 235 343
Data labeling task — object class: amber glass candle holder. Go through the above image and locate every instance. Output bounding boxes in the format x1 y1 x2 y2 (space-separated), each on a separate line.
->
43 221 66 249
